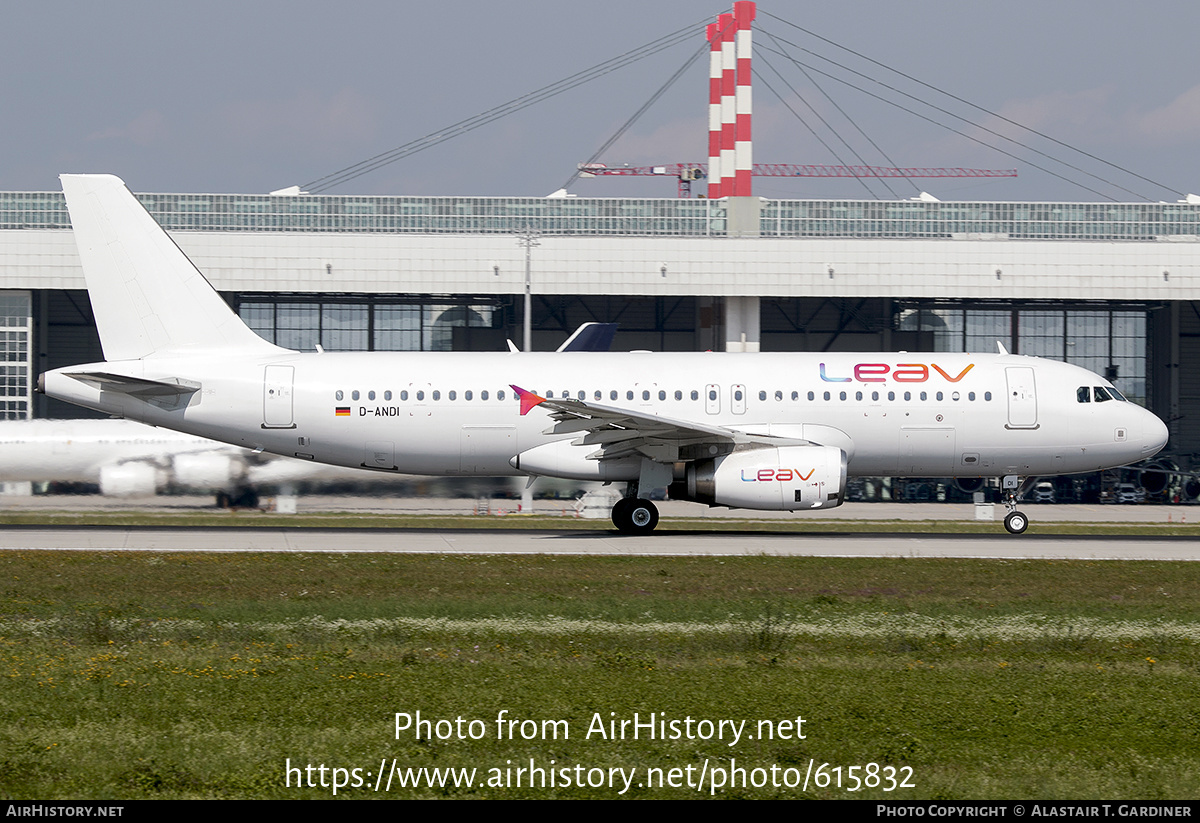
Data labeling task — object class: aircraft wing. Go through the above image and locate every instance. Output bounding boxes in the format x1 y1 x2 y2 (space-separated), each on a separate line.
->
511 385 805 463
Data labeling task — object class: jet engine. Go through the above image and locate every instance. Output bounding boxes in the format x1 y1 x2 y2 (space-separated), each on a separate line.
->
99 462 163 496
510 439 641 481
668 445 847 510
172 452 243 490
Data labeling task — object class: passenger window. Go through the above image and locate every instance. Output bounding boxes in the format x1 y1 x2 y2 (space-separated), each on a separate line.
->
984 391 992 401
642 390 650 401
823 391 830 401
936 391 943 401
481 390 489 400
368 390 376 401
871 391 879 401
401 390 409 401
658 390 666 400
578 391 586 400
352 390 360 401
855 391 863 401
610 390 618 400
691 390 699 401
758 391 766 401
808 391 815 401
595 390 602 400
449 390 457 401
968 392 975 401
416 390 424 401
627 391 634 401
888 391 895 401
335 390 344 401
920 391 927 401
775 390 783 401
432 391 440 401
498 390 506 401
465 390 473 401
735 389 744 401
1077 386 1091 403
709 389 717 401
904 391 911 401
385 390 392 401
674 390 682 401
839 391 847 401
791 391 799 401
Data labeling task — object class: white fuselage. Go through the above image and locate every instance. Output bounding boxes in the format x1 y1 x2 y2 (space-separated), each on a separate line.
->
42 350 1168 482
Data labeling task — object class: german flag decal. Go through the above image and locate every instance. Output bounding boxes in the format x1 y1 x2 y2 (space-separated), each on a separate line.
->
335 407 351 416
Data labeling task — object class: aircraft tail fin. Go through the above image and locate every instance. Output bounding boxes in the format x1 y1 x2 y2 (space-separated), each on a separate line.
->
59 174 282 360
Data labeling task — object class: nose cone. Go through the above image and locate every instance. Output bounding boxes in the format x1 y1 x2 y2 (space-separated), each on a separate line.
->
1141 409 1169 458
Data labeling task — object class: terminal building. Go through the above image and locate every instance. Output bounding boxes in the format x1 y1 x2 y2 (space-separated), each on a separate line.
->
1 187 1198 494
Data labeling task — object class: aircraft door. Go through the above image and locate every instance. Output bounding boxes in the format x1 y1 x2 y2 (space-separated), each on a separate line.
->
1005 367 1038 428
705 384 720 415
263 365 295 429
731 384 747 415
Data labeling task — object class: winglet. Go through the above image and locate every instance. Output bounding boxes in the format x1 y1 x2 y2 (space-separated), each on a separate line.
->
997 341 1010 355
510 385 545 416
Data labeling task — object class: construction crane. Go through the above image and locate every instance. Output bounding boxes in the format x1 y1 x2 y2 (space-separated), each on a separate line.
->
577 163 1018 198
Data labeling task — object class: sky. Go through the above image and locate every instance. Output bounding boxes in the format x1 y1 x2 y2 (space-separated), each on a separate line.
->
3 1 1199 202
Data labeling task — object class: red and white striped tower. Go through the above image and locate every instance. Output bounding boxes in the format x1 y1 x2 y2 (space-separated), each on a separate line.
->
706 20 723 199
718 11 737 197
731 1 756 197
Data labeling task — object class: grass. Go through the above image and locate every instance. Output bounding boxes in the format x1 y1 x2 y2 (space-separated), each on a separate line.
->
2 551 1200 798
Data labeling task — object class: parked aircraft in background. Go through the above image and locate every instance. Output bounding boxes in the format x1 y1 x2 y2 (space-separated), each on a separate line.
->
0 418 401 505
40 175 1168 534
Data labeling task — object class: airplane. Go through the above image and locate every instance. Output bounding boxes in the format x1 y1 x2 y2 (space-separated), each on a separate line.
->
0 417 259 502
0 417 428 505
39 174 1169 535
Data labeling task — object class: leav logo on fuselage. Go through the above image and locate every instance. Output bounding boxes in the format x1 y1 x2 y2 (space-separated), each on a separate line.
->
819 362 975 383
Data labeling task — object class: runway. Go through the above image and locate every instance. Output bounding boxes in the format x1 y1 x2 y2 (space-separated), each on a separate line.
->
0 526 1197 561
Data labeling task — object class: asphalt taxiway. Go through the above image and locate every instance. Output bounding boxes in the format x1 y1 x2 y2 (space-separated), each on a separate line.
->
0 495 1196 560
0 526 1195 561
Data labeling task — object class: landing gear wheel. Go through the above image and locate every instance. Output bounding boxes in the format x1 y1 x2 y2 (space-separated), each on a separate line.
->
1004 510 1029 535
611 497 634 530
626 499 659 534
612 498 659 534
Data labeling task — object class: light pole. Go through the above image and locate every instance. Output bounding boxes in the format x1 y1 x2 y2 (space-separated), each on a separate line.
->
517 231 540 352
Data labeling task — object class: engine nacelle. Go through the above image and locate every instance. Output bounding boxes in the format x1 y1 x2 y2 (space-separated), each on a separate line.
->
669 445 847 511
172 452 242 490
99 462 162 496
510 439 641 481
954 477 987 494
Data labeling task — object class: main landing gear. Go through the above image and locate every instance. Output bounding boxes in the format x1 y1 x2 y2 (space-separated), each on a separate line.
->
1001 475 1035 535
611 496 659 535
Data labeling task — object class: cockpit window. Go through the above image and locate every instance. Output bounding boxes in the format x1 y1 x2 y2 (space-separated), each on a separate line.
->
1077 386 1090 403
1093 386 1112 403
1109 387 1127 402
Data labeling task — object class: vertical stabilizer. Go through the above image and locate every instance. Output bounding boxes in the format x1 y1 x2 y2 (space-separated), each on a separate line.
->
60 174 282 360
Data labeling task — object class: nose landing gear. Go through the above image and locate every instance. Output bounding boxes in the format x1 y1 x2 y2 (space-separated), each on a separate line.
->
1001 475 1035 535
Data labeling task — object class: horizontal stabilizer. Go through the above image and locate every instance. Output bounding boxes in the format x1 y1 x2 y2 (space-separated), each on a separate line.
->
65 372 200 398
